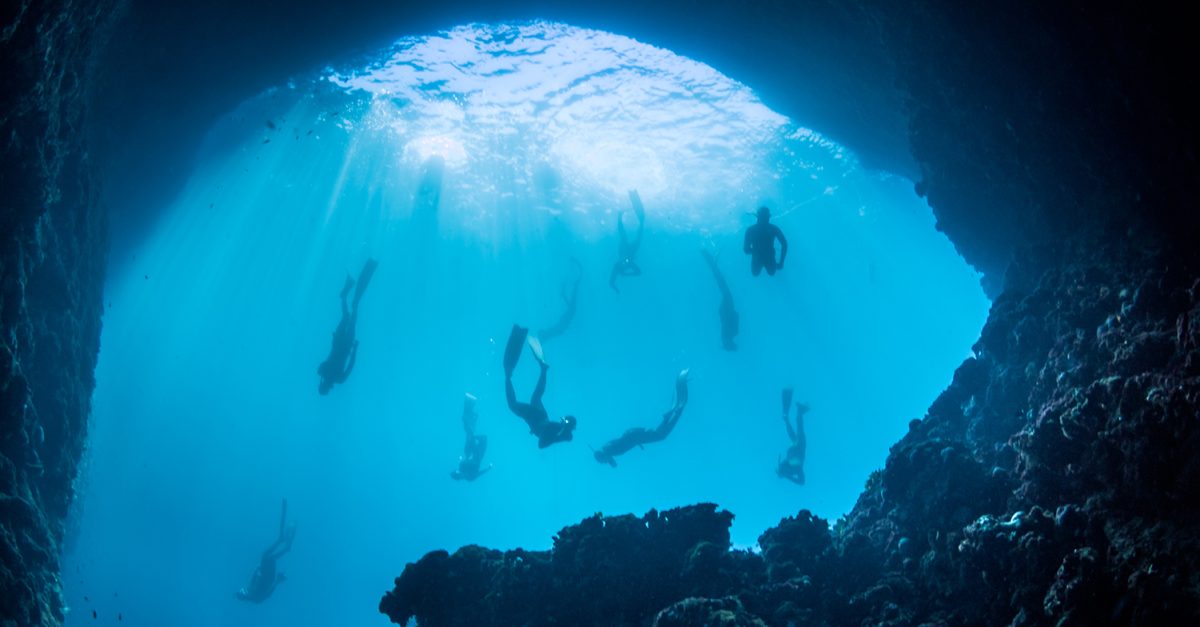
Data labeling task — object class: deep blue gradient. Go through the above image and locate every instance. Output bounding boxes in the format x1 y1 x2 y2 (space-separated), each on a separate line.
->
63 23 987 626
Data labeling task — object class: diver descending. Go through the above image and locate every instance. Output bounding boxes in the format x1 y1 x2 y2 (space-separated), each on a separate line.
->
593 369 690 467
503 324 577 448
609 190 646 293
538 258 584 342
317 258 378 395
701 249 740 351
743 206 788 277
776 387 808 485
237 499 296 604
451 393 492 481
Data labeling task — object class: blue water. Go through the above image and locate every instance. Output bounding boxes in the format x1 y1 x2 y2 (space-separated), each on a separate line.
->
63 22 988 626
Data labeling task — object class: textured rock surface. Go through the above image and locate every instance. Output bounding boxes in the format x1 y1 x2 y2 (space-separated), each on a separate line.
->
1 1 117 624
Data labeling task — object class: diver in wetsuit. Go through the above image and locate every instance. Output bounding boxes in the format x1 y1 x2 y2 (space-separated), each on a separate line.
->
539 258 583 342
237 499 296 603
701 249 739 351
593 369 689 467
452 393 492 481
743 206 788 277
502 324 577 448
609 190 646 293
317 258 378 395
776 387 808 485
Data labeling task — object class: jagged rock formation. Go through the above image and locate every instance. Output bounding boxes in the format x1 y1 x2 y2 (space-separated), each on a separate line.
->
379 2 1200 625
1 1 118 624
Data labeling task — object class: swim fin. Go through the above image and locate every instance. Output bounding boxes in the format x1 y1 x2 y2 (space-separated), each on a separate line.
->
504 324 528 375
353 258 379 310
628 189 645 223
528 335 547 367
782 387 794 416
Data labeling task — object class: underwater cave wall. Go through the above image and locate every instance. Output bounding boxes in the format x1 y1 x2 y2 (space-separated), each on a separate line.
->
381 2 1200 625
1 1 118 624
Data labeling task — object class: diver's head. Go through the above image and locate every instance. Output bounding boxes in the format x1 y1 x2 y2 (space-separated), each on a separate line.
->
318 378 332 395
723 338 738 351
562 415 577 430
236 588 249 601
450 470 463 481
593 450 616 467
756 206 771 222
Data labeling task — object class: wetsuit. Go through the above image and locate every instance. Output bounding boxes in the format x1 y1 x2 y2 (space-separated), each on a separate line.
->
744 218 787 277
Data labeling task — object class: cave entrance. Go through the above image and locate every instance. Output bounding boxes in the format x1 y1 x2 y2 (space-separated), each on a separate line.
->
65 21 988 625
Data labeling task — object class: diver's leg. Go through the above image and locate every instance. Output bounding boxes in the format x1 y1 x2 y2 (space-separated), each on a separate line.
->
339 277 354 316
505 375 522 415
751 257 763 277
764 257 778 276
531 364 548 406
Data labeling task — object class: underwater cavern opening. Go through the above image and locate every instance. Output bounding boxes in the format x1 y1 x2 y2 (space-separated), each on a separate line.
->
60 19 989 626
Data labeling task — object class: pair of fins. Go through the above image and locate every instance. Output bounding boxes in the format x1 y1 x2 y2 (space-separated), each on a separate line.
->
504 324 546 374
339 259 379 310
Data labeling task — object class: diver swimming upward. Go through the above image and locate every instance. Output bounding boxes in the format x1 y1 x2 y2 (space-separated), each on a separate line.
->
609 190 646 293
317 258 378 395
237 499 296 603
743 206 788 277
593 369 690 467
452 393 493 481
776 387 808 485
503 324 576 448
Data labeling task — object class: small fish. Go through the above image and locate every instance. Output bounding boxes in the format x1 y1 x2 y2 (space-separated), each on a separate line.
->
266 120 277 130
119 613 123 621
306 129 313 135
84 596 89 602
92 610 97 619
143 275 148 280
262 139 271 144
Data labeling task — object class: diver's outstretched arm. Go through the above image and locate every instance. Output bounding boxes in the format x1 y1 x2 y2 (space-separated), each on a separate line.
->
775 226 788 266
609 263 621 293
